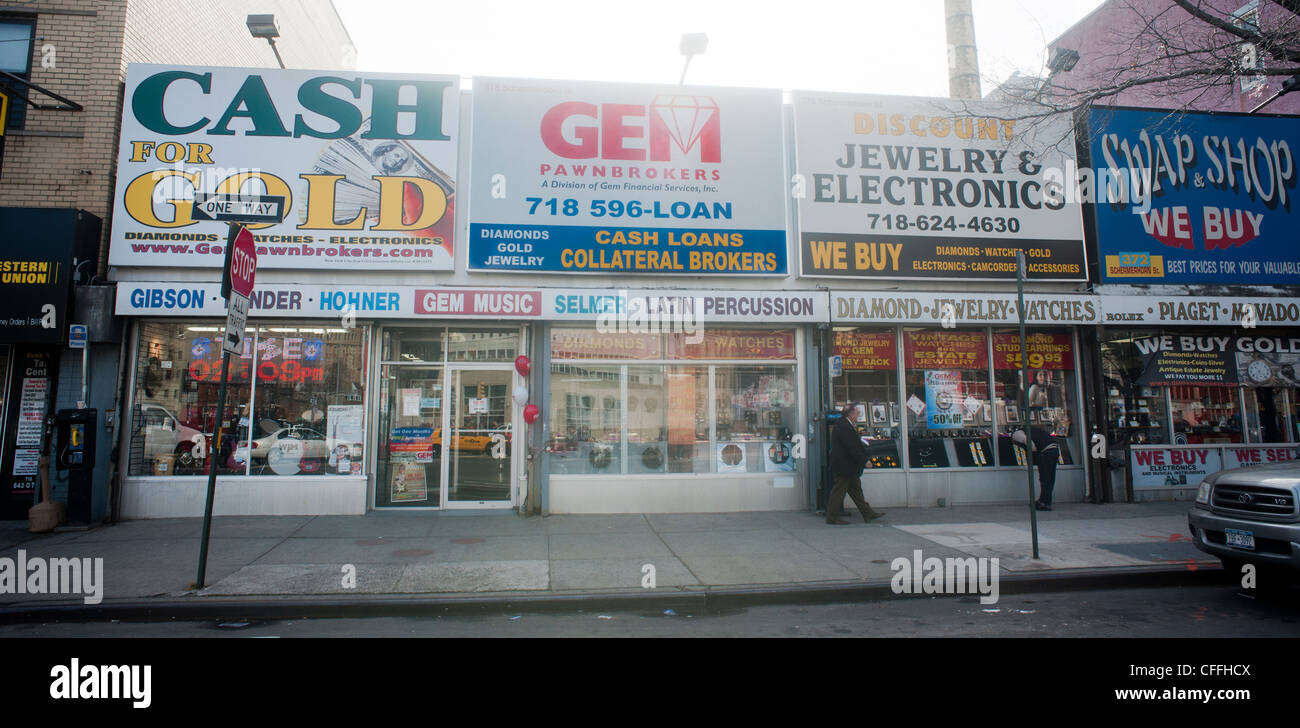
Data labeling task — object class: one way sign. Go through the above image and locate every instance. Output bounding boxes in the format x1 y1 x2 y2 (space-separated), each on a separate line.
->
192 193 285 223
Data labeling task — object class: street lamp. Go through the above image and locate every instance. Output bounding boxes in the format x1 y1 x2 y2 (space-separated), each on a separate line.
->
246 14 286 69
1035 47 1080 103
679 33 708 85
1047 47 1080 74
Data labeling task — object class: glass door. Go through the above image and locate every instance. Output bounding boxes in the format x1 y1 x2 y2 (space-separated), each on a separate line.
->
445 367 515 507
376 366 443 507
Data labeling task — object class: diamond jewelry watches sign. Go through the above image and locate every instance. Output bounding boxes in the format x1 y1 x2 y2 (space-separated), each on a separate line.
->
468 77 788 275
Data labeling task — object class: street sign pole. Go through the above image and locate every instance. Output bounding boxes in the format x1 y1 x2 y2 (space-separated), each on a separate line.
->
1018 250 1040 560
196 224 257 589
195 345 231 588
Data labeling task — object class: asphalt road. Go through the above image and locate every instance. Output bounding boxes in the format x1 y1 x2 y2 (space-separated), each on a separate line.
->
4 583 1297 638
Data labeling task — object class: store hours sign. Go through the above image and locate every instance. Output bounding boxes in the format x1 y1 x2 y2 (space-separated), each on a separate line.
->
468 77 788 275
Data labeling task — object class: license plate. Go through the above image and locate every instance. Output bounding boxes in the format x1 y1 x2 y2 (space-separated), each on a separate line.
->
1225 528 1255 550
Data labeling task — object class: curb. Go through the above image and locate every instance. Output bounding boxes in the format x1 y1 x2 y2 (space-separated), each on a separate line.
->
0 563 1231 624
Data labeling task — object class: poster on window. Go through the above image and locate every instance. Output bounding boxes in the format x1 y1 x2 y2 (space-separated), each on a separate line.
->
763 441 795 472
716 443 747 473
991 333 1074 370
327 405 364 475
390 461 429 502
1133 335 1239 387
667 373 697 446
109 65 460 271
833 331 897 370
904 330 988 369
924 370 963 430
1130 447 1221 489
468 77 788 275
1221 445 1299 469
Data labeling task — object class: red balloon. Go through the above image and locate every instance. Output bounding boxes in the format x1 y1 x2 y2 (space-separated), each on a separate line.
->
515 355 531 377
523 403 541 424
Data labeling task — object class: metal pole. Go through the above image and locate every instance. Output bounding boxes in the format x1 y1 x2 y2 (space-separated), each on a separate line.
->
196 348 232 588
1018 250 1040 559
80 344 89 406
266 38 287 70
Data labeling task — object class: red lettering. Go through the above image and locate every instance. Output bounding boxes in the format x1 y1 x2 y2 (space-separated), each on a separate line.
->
540 102 598 159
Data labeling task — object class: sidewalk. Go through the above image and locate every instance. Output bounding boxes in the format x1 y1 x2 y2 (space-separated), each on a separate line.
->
0 502 1220 617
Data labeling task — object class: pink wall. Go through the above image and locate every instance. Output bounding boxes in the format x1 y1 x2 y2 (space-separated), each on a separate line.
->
1050 0 1300 115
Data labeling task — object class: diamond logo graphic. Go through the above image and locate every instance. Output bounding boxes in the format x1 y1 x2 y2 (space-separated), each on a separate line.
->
650 95 719 157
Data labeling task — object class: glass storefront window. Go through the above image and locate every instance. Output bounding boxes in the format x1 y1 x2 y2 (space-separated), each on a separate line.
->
1100 330 1169 446
547 327 799 476
1170 385 1243 444
447 329 519 362
549 363 623 475
129 321 367 477
715 365 798 474
130 322 252 476
1245 387 1289 443
991 329 1078 466
904 328 992 468
831 328 901 469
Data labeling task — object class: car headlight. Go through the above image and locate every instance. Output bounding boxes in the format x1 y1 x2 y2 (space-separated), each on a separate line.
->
1195 480 1212 504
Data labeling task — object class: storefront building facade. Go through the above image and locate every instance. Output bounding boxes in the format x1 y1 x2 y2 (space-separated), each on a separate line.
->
1093 296 1300 502
826 291 1098 507
106 65 1300 519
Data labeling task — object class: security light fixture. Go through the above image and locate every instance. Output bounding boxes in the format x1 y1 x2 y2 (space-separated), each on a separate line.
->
679 33 708 85
246 14 280 39
1047 48 1080 74
246 14 286 69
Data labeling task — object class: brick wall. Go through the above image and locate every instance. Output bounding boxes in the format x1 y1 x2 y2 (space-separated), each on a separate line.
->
0 0 355 276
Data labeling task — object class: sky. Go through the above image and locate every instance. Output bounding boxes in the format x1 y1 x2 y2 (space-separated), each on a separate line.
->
331 0 1107 96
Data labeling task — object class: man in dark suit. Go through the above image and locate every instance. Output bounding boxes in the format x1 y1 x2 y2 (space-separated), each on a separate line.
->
827 402 886 525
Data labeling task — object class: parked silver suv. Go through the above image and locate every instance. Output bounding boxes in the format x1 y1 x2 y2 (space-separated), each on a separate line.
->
1188 461 1300 580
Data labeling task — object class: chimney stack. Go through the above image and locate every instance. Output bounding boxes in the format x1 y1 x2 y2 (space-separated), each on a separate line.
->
945 0 981 99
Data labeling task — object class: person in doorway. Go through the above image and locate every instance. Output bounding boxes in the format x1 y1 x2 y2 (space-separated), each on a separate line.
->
1013 427 1060 511
827 402 885 525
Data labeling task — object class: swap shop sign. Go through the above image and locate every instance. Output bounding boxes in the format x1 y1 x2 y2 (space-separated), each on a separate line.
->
468 77 787 275
1088 107 1300 284
109 65 459 270
793 91 1086 281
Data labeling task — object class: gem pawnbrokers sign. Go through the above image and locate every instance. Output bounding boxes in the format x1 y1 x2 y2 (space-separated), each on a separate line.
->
467 77 788 275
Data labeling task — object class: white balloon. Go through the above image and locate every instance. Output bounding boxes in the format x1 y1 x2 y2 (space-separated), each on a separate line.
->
512 385 529 405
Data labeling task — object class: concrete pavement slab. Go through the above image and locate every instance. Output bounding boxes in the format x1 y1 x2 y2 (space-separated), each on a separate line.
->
292 515 435 539
549 557 699 590
1095 541 1207 564
250 537 444 565
428 514 546 537
543 515 653 535
425 534 548 562
547 532 676 560
678 553 859 585
646 512 790 532
201 564 404 596
897 522 1061 548
660 529 823 557
1036 516 1192 544
958 543 1157 571
396 561 549 592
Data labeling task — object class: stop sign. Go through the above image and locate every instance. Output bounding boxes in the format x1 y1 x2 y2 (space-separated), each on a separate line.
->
229 226 257 298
